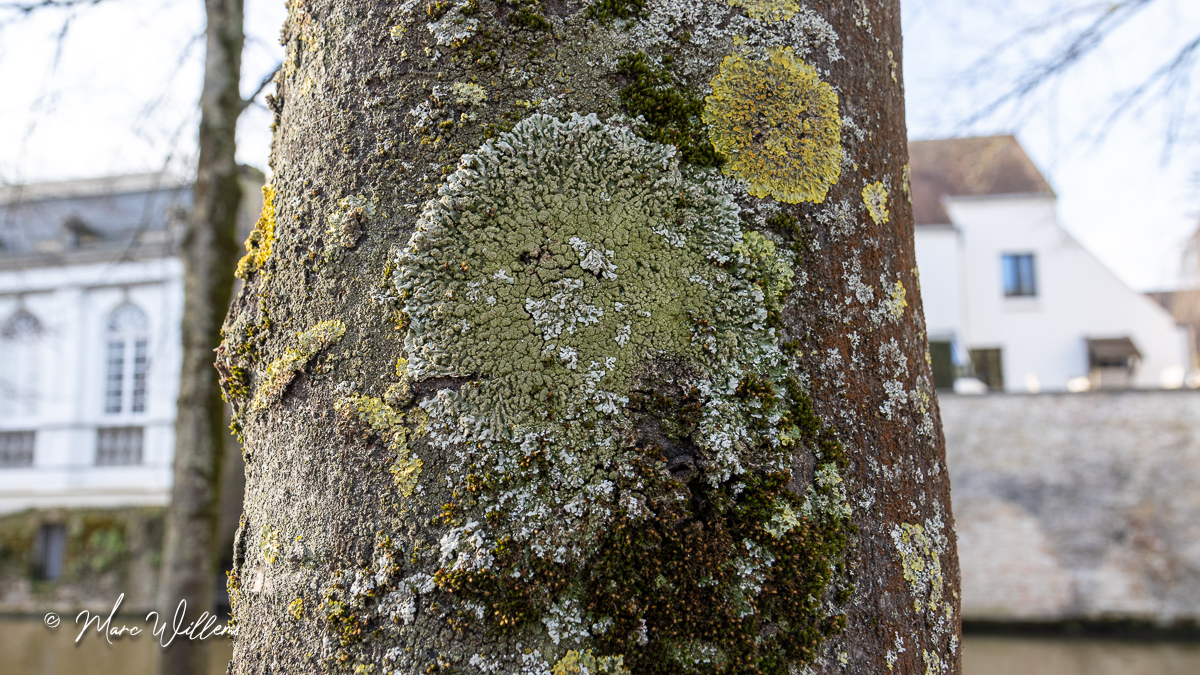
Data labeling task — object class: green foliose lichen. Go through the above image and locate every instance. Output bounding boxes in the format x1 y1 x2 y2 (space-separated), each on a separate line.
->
704 47 842 204
327 195 374 249
249 320 346 413
552 650 630 675
393 113 853 673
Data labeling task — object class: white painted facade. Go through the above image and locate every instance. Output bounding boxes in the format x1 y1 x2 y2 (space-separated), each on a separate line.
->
0 259 183 512
914 192 1193 392
0 174 197 514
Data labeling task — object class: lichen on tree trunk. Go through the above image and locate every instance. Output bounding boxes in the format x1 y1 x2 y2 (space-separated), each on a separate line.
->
220 1 960 673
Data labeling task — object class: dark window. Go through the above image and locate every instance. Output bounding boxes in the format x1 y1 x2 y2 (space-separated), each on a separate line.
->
131 339 148 413
96 427 143 466
1088 337 1141 390
969 348 1005 391
33 523 66 580
928 341 957 390
0 431 35 468
105 340 125 413
1002 253 1037 297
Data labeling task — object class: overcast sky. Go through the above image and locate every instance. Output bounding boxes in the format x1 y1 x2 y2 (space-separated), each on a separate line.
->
1 0 1197 291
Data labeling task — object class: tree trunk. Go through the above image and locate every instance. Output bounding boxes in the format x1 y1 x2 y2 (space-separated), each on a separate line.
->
159 1 244 674
221 1 960 673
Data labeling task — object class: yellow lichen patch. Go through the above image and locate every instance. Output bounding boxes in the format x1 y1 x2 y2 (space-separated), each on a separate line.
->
902 164 912 203
727 0 798 22
863 181 889 225
260 525 280 565
452 82 487 106
336 394 425 498
891 519 947 619
287 597 303 620
336 394 404 432
249 320 346 412
887 280 907 319
552 650 630 675
236 184 276 279
391 451 423 498
704 47 842 204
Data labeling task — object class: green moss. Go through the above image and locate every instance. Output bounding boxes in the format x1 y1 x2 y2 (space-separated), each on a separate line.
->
506 0 552 31
617 52 722 168
586 0 646 22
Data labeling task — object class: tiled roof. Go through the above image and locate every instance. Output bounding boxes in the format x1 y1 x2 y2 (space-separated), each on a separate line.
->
909 136 1054 225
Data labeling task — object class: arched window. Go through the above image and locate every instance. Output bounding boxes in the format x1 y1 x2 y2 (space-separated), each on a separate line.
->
0 309 43 419
105 304 149 415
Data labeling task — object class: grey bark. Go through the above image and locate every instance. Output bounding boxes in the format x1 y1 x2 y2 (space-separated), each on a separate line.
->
221 1 960 673
158 1 244 674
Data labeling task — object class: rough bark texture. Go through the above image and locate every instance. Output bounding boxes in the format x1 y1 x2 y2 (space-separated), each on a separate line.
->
221 1 960 673
159 1 245 674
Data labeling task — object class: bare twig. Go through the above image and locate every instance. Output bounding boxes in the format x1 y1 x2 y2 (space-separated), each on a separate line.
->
239 63 281 113
958 0 1158 129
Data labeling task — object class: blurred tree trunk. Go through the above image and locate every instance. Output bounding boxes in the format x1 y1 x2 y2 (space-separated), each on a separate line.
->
158 1 244 674
221 1 960 673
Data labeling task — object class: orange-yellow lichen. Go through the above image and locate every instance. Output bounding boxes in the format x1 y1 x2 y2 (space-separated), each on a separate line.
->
727 0 798 22
863 181 889 225
236 184 276 279
703 47 842 204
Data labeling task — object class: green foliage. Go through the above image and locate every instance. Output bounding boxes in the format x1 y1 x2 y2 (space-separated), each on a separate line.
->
617 52 723 168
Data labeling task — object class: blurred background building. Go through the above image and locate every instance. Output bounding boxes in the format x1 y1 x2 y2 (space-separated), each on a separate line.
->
0 172 254 611
911 135 1195 394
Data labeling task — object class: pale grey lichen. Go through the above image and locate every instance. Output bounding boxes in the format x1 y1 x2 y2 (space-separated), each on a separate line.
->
327 195 374 249
426 0 479 47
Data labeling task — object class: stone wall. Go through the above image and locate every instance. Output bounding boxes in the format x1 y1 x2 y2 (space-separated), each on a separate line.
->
0 506 165 613
942 390 1200 623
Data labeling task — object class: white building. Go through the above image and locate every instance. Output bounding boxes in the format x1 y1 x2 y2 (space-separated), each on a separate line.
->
0 174 192 513
911 136 1193 393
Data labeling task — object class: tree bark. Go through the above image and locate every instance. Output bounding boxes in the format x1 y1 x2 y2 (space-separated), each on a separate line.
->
159 1 244 674
221 1 960 673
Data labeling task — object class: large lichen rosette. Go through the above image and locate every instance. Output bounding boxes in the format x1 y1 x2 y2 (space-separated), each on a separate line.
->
703 46 843 204
393 114 850 671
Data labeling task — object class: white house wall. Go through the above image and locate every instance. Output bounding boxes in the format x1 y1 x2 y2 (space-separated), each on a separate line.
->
0 257 182 512
912 224 964 344
932 194 1190 392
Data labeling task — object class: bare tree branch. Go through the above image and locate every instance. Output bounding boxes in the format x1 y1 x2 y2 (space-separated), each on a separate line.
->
958 0 1158 129
0 0 104 12
239 63 280 114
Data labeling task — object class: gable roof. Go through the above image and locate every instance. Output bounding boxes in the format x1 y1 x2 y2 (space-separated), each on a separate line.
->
908 136 1055 225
